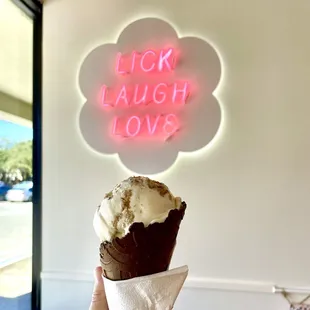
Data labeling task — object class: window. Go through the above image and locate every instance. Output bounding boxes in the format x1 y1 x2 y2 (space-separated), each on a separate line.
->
0 0 42 309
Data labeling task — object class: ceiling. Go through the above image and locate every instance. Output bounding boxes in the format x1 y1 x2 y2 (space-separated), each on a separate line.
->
0 0 33 104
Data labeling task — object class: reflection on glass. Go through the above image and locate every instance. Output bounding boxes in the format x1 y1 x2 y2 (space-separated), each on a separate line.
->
0 0 33 309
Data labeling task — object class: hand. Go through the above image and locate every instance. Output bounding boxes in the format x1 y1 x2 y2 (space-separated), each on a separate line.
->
89 266 109 310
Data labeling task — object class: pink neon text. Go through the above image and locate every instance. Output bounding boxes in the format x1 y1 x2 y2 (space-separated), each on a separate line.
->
112 113 179 138
100 81 190 107
115 48 176 74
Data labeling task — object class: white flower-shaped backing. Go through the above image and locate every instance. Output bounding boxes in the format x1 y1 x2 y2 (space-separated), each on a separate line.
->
78 18 222 174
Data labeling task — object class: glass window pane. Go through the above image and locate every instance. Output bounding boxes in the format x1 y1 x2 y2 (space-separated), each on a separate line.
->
0 0 33 309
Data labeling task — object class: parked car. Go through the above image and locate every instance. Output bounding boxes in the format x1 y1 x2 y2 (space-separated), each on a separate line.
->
5 181 33 202
0 182 12 201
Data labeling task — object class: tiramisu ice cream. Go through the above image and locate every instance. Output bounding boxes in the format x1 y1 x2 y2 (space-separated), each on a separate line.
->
93 176 186 280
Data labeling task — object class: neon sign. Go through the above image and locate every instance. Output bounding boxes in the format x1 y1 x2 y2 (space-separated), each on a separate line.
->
112 113 179 138
78 17 222 174
99 48 190 140
100 81 190 107
115 48 176 74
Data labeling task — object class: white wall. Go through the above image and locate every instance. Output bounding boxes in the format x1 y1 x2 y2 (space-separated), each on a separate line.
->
42 0 310 309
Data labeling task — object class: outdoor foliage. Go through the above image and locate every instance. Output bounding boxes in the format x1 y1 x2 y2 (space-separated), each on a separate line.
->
0 140 32 185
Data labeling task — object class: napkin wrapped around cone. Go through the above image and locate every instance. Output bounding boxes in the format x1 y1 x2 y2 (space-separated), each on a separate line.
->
103 265 189 310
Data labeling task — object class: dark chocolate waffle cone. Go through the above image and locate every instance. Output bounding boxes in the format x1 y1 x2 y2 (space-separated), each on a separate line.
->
99 201 186 281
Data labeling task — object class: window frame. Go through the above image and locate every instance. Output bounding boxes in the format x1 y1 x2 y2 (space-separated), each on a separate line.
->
10 0 43 309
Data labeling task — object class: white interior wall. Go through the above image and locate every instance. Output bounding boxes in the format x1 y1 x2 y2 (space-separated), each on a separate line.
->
42 0 310 309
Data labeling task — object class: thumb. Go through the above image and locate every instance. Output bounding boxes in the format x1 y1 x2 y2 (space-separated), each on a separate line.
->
89 266 109 310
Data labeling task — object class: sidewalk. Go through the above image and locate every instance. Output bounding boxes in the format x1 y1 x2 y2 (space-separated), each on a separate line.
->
0 258 32 310
0 293 30 310
0 258 32 298
0 202 32 298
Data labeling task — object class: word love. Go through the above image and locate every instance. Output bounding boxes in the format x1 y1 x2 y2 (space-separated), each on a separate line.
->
115 48 176 74
112 113 179 138
101 81 190 107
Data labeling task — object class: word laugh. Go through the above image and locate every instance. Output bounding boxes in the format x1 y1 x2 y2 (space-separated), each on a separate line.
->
100 48 191 139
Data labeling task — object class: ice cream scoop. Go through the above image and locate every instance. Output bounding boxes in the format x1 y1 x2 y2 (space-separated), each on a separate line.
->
93 176 186 281
93 176 182 242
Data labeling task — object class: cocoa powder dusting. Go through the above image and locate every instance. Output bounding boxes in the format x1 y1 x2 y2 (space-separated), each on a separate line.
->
127 176 144 186
125 176 172 199
121 189 134 225
121 189 132 211
146 178 172 199
112 213 121 229
124 210 134 226
104 191 113 200
111 189 134 233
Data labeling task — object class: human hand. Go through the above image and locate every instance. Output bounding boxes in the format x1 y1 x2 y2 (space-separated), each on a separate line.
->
89 266 109 310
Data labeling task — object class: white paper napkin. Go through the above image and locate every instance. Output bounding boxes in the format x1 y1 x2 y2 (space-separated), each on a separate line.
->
103 265 188 310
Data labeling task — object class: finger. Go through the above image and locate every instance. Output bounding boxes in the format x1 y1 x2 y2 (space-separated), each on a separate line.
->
89 266 109 310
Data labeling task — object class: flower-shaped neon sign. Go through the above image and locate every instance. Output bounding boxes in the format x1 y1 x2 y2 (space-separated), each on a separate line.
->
78 18 222 174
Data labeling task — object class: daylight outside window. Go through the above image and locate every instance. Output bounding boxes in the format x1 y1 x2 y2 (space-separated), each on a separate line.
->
0 0 34 309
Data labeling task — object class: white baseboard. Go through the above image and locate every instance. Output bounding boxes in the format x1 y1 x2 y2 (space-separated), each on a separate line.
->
41 272 290 310
41 270 275 294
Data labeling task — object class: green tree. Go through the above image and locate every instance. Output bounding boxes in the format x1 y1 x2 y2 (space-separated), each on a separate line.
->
0 147 8 182
0 140 32 184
